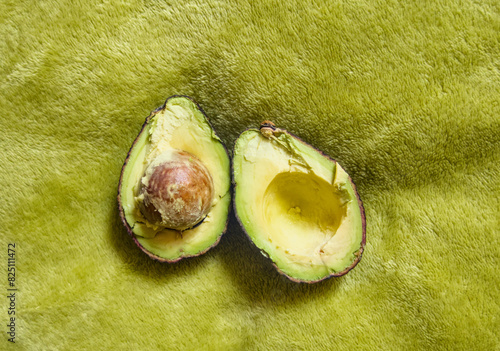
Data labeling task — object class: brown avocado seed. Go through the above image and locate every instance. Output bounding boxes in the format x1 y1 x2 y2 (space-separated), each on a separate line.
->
138 150 214 231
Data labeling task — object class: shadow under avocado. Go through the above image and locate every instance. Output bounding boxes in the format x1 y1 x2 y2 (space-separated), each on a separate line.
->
108 200 211 281
217 214 345 306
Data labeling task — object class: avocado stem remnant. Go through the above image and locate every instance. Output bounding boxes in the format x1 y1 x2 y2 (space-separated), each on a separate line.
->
260 120 283 140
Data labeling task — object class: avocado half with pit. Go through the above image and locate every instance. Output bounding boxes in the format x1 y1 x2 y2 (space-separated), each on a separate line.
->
118 96 231 262
233 122 366 283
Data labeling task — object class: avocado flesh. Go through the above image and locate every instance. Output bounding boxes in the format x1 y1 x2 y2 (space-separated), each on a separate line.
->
119 96 231 261
233 129 365 282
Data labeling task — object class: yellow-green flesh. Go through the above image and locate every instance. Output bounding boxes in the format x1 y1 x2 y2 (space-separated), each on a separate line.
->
120 97 231 260
233 130 363 281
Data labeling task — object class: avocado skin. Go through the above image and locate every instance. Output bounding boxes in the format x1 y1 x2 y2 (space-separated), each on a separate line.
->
117 95 230 262
232 127 366 283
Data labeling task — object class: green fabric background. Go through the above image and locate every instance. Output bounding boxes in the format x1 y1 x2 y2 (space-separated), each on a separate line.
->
1 0 499 350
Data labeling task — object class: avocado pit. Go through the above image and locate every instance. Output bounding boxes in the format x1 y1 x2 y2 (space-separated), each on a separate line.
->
138 149 214 231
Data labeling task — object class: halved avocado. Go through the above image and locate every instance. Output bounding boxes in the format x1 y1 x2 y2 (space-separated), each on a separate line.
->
232 122 366 283
118 96 231 262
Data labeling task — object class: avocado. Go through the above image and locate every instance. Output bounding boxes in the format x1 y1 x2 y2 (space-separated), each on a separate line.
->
232 121 366 283
118 96 231 262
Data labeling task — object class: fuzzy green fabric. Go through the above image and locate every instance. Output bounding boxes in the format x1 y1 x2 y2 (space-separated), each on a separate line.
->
1 0 499 349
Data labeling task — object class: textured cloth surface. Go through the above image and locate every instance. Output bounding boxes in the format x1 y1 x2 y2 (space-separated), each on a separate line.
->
1 0 499 350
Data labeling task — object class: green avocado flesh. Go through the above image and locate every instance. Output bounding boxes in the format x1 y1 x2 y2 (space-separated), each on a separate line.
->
119 96 231 261
233 127 365 282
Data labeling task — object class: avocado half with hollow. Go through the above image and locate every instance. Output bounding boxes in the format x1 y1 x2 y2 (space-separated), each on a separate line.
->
233 121 366 283
118 96 231 262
